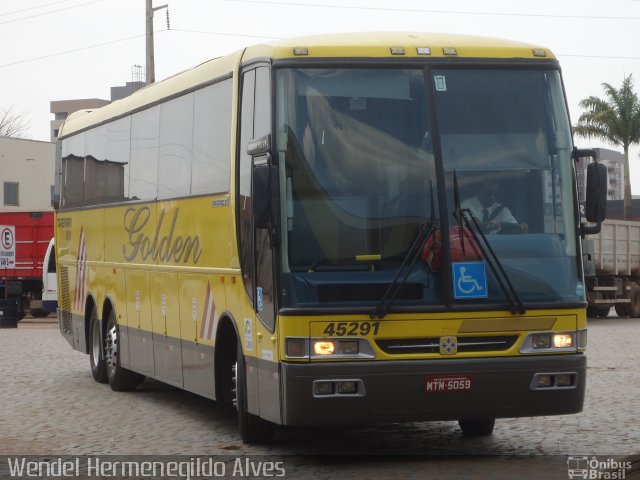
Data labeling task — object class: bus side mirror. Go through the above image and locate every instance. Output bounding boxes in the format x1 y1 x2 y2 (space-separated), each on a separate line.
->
585 162 607 224
248 134 277 231
252 162 277 229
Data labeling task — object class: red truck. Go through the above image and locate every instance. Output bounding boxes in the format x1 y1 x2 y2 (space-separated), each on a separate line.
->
0 211 53 320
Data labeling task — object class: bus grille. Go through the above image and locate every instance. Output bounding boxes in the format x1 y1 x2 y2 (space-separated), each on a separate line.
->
376 335 519 354
59 266 72 334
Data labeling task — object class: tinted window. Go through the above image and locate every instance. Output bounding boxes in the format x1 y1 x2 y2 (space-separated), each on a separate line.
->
106 117 131 199
61 132 85 208
130 106 160 201
158 93 194 199
192 79 232 195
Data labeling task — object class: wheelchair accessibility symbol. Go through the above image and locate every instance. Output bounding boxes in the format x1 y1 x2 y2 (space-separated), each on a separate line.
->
452 262 488 299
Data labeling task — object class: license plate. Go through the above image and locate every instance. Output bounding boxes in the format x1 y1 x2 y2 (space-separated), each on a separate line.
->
424 374 474 393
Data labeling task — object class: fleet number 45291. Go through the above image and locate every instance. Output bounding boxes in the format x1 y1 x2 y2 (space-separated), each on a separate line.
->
322 321 380 336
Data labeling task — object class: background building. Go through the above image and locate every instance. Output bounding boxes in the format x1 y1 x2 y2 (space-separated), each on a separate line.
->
50 77 145 141
50 99 110 141
0 136 55 212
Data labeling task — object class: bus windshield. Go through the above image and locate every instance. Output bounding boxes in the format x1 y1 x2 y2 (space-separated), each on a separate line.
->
276 66 582 310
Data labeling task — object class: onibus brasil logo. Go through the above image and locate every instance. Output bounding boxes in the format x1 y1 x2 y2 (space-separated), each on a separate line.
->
567 456 632 479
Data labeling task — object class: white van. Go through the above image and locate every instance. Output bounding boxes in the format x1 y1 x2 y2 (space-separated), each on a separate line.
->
42 238 58 314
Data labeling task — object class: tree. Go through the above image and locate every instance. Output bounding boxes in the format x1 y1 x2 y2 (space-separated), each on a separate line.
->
574 75 640 220
0 106 30 138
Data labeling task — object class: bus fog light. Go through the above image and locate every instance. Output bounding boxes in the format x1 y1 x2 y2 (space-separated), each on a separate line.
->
556 374 573 387
337 381 358 394
315 381 334 395
536 375 552 387
314 340 335 355
286 338 307 358
553 333 573 348
532 334 551 349
338 341 359 355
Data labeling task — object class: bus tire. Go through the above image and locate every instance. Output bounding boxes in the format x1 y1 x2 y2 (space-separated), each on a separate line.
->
105 309 143 391
233 340 275 444
458 418 495 436
30 309 49 318
89 306 108 383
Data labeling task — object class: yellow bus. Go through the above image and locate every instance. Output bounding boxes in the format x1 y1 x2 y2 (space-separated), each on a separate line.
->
55 32 604 444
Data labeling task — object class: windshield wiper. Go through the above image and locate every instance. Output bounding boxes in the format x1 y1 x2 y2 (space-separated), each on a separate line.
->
452 171 526 315
371 183 436 319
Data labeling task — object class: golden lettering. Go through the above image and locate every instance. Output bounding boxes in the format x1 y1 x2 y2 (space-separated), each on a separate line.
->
122 206 203 264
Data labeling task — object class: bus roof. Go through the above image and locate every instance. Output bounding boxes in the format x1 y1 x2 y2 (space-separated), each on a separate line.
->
59 32 554 138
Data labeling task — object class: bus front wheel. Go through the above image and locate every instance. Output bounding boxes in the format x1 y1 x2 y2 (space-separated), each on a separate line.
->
89 306 107 383
233 340 275 444
104 309 143 391
458 418 495 436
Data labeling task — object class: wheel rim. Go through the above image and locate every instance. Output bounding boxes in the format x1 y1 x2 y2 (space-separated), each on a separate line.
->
104 323 118 377
91 319 102 366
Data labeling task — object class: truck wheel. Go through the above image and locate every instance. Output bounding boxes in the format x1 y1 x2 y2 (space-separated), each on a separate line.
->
595 306 611 318
614 303 631 318
89 306 108 383
458 418 495 436
586 306 599 318
629 286 640 318
232 339 275 444
30 309 49 318
104 309 143 391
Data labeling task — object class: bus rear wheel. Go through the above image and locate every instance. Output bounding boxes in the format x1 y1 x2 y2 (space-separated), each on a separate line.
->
104 309 143 391
458 418 495 436
89 306 107 383
232 340 275 444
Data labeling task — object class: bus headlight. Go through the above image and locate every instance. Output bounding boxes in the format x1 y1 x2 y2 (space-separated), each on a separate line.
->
552 333 573 348
313 340 335 355
532 334 551 349
284 337 375 359
520 332 577 353
285 338 309 358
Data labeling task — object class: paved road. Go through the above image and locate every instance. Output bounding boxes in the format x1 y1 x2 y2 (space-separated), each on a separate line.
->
1 316 638 479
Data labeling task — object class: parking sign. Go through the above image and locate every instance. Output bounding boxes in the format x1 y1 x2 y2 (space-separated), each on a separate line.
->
0 226 16 268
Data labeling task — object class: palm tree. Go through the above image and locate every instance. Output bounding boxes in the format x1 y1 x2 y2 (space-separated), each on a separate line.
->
574 75 640 220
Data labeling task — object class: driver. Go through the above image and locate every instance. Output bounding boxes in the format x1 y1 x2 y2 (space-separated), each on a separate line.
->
461 182 528 234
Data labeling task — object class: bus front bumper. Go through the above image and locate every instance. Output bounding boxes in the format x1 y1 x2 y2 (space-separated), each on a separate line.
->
280 354 586 426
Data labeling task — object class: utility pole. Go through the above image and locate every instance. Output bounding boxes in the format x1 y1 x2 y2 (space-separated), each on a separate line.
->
145 0 168 85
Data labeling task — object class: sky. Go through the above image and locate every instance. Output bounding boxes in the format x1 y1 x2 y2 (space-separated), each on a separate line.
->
2 0 640 192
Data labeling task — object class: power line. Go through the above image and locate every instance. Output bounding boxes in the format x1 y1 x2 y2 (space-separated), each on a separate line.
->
225 0 640 21
0 0 79 18
0 33 153 68
171 28 280 40
0 0 107 26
